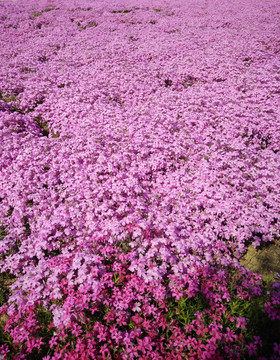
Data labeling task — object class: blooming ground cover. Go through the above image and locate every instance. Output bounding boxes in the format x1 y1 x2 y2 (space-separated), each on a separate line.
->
0 0 280 358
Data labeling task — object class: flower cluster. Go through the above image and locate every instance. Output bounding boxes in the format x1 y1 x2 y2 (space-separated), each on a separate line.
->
0 0 279 358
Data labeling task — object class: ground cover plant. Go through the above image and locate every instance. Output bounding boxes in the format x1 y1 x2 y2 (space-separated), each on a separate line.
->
0 0 280 358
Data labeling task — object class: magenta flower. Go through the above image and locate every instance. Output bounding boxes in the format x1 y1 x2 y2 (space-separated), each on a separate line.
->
236 317 247 330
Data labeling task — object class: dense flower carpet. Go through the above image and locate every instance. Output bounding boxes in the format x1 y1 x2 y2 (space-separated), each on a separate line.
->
0 0 280 358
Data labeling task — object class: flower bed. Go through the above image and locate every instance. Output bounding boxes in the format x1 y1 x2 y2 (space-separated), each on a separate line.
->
0 0 280 358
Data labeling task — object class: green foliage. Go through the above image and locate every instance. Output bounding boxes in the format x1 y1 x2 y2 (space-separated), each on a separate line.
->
32 7 54 18
162 271 279 358
116 234 132 254
0 91 23 114
6 206 14 217
33 11 42 18
51 131 60 138
166 293 209 327
20 67 36 74
112 9 132 14
36 305 53 328
0 322 13 358
0 93 17 103
22 216 31 236
77 21 98 30
43 7 53 13
0 225 8 240
26 200 34 207
88 21 97 27
225 288 280 358
0 272 16 307
34 115 50 137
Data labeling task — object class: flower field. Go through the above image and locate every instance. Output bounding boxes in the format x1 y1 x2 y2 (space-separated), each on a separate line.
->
0 0 280 358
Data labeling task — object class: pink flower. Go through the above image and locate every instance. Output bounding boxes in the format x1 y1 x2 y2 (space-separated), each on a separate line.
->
49 336 58 349
236 317 247 330
274 343 280 355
